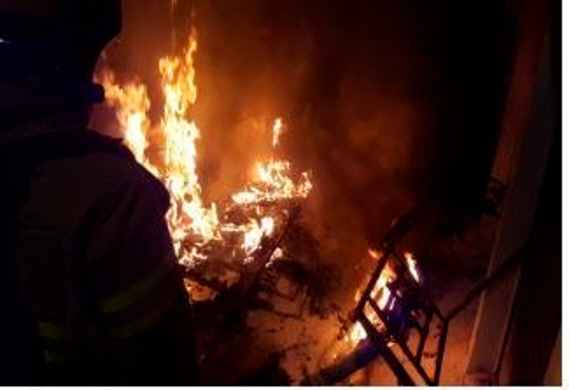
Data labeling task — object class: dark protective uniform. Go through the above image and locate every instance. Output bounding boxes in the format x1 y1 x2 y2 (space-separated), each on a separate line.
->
0 0 197 385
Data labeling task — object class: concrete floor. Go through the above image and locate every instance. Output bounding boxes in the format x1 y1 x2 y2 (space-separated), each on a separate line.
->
196 271 482 385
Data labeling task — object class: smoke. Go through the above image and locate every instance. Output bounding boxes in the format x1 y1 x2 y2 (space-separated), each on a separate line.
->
91 0 433 277
91 0 510 293
187 0 442 294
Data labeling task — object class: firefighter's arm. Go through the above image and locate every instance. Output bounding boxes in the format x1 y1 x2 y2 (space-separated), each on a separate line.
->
86 174 196 384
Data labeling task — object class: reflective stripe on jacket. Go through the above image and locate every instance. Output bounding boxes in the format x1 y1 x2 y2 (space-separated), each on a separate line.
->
10 128 188 373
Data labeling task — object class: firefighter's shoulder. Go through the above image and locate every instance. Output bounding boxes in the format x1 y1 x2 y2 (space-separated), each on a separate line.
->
25 133 169 233
67 144 168 209
75 147 167 208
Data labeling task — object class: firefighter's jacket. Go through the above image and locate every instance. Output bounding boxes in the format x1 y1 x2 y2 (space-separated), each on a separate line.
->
1 80 195 383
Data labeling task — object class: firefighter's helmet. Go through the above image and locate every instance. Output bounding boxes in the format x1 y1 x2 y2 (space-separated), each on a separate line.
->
0 0 121 78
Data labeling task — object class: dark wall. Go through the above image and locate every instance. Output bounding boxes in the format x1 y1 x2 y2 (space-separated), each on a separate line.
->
427 0 517 208
497 5 560 381
499 129 560 384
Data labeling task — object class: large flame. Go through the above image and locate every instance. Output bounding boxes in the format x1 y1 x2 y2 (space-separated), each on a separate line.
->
158 27 221 252
97 24 311 268
98 71 154 171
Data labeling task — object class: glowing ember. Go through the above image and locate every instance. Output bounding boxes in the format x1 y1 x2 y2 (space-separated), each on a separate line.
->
270 247 284 263
242 217 275 259
97 24 312 269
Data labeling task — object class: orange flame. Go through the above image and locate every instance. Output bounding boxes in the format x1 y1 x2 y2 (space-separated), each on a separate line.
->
158 27 221 252
97 25 312 268
97 71 154 170
272 117 283 147
346 250 420 344
404 252 420 283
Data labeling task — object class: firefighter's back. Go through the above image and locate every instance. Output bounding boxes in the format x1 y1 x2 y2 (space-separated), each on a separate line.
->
0 126 195 384
0 1 197 384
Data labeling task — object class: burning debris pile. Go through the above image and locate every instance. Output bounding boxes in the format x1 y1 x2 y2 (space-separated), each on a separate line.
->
94 19 445 386
88 3 524 383
97 26 313 301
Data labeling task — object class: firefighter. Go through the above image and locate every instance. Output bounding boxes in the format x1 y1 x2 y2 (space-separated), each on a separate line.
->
0 0 196 385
